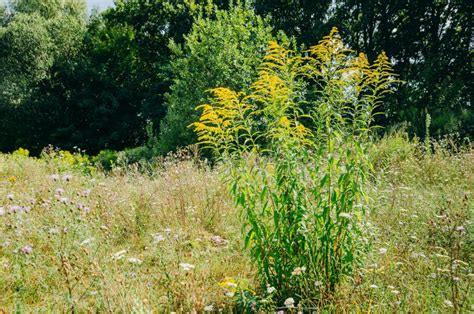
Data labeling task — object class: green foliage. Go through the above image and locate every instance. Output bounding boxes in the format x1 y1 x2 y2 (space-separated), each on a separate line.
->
192 28 397 305
159 2 275 154
255 0 332 46
425 112 432 155
0 4 7 25
92 149 118 171
0 0 471 157
0 0 87 153
332 0 473 137
369 129 419 171
0 13 53 105
96 0 218 145
40 147 94 174
119 146 156 165
12 147 30 158
10 0 86 20
0 0 217 154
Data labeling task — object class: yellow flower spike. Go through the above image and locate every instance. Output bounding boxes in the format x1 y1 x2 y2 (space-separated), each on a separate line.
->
279 116 290 127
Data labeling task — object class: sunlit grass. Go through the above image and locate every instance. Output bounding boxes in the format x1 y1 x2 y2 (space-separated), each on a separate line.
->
0 139 472 312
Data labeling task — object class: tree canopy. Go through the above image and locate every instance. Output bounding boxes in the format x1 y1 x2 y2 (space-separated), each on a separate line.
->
0 0 471 155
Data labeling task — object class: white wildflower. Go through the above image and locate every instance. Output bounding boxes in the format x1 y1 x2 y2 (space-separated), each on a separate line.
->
443 300 453 308
284 297 295 308
291 266 306 276
203 305 213 312
128 257 143 265
179 263 195 271
370 284 379 289
80 238 94 246
62 174 73 182
9 205 21 213
455 225 465 232
209 235 229 246
379 247 388 254
112 249 127 260
50 174 60 181
266 286 276 294
339 212 353 219
152 233 166 243
314 281 323 287
21 245 33 254
55 188 65 195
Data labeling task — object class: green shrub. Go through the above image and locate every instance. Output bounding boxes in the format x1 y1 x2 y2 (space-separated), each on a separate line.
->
370 129 419 171
92 149 118 171
191 28 397 308
40 146 94 174
159 2 275 154
119 146 155 165
12 147 30 158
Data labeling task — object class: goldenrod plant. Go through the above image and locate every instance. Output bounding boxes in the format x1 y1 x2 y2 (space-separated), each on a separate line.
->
191 27 398 307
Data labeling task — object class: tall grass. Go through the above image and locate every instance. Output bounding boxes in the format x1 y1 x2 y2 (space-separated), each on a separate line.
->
0 138 472 311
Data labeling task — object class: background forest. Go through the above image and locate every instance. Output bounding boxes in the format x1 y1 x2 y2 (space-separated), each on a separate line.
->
0 0 472 157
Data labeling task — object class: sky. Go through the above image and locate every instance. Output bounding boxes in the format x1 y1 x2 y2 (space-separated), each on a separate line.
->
87 0 114 13
0 0 115 13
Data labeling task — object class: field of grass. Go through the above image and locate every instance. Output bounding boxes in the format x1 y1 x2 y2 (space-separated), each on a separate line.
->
0 137 473 312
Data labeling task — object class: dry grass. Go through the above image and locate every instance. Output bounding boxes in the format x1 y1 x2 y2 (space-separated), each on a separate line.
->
0 138 472 312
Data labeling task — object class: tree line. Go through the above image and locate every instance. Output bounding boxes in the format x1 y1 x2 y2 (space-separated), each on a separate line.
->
0 0 472 156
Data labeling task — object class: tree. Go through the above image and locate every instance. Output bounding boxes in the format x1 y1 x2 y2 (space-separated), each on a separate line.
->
254 0 473 137
0 0 87 152
101 0 219 132
333 0 473 137
10 0 86 20
159 2 276 153
0 13 53 105
254 0 333 46
39 0 220 154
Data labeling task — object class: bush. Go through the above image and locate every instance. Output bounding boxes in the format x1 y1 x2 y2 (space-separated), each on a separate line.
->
119 146 155 165
159 2 275 154
370 129 419 171
92 149 118 171
40 146 94 174
191 28 397 308
12 147 30 158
